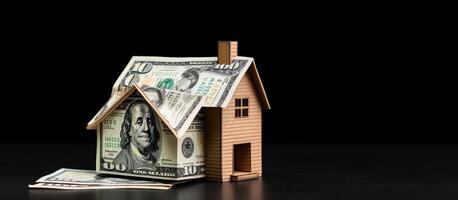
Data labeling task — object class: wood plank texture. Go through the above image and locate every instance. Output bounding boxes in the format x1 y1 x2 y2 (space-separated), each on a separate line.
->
220 73 263 181
204 107 222 181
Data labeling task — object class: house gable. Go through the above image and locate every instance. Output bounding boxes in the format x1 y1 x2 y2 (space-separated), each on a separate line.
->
87 84 182 137
219 71 263 181
95 88 206 180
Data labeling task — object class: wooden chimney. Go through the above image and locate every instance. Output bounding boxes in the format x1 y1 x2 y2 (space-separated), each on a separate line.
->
217 41 238 64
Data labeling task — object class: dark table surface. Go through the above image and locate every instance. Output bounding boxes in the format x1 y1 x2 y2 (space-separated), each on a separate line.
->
2 143 458 200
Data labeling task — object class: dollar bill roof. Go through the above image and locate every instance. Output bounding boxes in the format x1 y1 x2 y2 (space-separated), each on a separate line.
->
87 56 270 137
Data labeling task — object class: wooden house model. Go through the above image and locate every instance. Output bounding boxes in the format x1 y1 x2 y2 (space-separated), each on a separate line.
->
87 41 270 182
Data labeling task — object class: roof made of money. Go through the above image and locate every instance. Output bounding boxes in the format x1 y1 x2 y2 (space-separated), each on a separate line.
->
87 56 270 137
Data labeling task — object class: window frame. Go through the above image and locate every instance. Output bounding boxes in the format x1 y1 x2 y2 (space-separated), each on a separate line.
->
235 98 249 118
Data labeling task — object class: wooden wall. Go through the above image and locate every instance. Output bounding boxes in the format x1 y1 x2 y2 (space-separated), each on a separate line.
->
204 107 222 181
220 73 263 182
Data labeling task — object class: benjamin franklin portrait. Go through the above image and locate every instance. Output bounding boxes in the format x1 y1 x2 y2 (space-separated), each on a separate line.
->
113 99 160 171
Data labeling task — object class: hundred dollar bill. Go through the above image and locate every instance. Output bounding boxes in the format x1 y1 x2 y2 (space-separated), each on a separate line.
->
97 95 205 180
34 168 171 186
140 85 205 137
88 56 252 127
29 183 170 190
114 56 252 107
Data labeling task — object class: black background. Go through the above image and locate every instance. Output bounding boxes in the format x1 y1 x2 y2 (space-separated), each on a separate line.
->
1 8 453 144
2 6 457 200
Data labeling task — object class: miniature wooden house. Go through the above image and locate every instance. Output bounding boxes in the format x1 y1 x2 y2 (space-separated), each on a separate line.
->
87 41 270 182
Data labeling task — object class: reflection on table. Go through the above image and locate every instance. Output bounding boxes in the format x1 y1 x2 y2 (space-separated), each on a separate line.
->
28 178 264 200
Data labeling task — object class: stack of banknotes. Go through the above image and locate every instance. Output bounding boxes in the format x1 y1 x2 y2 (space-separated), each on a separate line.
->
28 168 176 190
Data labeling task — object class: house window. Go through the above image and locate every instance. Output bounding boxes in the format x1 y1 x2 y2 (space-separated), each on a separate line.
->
235 98 249 117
